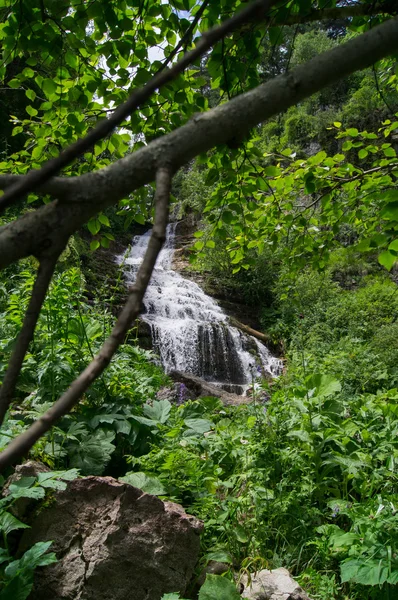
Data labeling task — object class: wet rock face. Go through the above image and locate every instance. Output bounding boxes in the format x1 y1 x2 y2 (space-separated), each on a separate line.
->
18 476 202 600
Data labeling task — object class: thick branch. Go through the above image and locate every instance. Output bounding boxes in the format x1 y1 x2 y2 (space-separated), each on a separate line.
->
278 1 398 26
1 16 398 271
0 167 172 472
0 254 61 427
0 174 73 199
0 0 277 213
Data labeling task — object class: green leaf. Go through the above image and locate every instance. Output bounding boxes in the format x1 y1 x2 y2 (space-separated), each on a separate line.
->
378 250 396 271
68 430 115 475
90 240 100 251
205 551 233 564
315 374 341 397
381 201 398 221
25 106 38 117
384 147 396 157
8 478 45 501
205 169 219 186
234 524 249 543
134 214 146 225
0 512 30 536
87 219 101 235
42 78 57 97
269 26 282 46
199 574 240 600
341 558 388 586
388 239 398 252
119 472 166 495
264 165 281 177
184 418 212 434
98 214 110 227
17 541 57 571
358 149 368 159
0 570 33 600
65 51 78 70
25 89 36 102
221 211 234 225
346 128 359 137
143 400 171 424
7 79 21 89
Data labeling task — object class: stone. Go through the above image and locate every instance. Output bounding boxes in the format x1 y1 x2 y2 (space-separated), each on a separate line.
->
169 371 251 405
241 568 312 600
18 476 202 600
196 560 230 586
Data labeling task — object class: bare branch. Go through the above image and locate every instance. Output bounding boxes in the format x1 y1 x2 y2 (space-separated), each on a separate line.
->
0 0 277 213
0 253 61 427
161 0 210 70
0 167 172 472
1 16 398 272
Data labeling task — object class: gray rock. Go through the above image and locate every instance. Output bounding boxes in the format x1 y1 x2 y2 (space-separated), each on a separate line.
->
197 560 230 586
18 476 202 600
169 371 250 405
241 568 312 600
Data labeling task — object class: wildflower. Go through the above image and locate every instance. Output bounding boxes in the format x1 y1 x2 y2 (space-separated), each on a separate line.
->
240 438 249 445
331 506 340 518
176 382 189 404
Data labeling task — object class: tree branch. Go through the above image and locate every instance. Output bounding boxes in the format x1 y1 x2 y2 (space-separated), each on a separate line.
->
0 174 74 199
0 0 277 214
160 0 210 70
0 166 172 472
0 253 61 427
277 1 398 26
1 16 398 271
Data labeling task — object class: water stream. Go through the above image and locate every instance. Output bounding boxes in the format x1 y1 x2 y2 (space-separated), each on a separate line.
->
122 224 281 394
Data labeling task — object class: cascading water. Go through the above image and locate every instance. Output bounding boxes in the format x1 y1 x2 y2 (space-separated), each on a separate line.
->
122 224 281 394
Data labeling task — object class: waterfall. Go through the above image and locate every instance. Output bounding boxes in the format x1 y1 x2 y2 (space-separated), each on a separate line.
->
121 224 281 394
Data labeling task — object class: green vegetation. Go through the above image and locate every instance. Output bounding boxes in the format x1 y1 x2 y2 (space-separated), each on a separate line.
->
132 256 398 599
1 0 398 599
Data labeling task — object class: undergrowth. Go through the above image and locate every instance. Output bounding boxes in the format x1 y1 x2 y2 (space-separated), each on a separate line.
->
1 241 398 600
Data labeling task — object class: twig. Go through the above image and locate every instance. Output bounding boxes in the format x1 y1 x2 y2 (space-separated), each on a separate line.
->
0 0 276 214
0 166 172 472
0 253 61 427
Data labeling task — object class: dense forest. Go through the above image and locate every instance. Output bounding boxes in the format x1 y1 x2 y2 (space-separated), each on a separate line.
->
1 1 398 599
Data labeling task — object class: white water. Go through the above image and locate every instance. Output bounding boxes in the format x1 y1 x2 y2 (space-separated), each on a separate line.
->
121 224 281 394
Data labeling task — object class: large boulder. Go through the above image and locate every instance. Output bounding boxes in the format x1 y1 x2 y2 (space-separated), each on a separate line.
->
241 568 312 600
18 476 202 600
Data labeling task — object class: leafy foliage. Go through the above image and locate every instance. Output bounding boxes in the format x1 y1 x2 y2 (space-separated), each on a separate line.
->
0 469 78 599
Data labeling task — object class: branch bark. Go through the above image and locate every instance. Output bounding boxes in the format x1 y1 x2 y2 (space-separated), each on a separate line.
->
0 0 277 213
277 1 398 26
0 166 172 472
1 16 398 271
0 254 61 427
